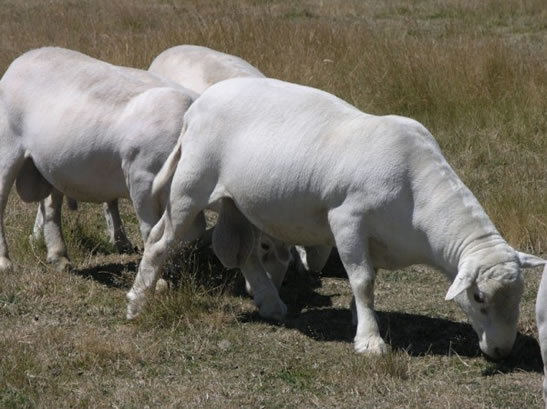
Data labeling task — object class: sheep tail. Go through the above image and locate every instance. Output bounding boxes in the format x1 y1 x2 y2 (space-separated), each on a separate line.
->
152 133 183 198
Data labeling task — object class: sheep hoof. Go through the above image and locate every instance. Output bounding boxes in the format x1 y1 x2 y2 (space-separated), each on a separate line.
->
354 336 390 355
0 257 14 273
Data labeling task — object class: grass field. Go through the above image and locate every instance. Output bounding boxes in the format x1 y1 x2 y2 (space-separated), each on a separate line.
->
1 0 546 408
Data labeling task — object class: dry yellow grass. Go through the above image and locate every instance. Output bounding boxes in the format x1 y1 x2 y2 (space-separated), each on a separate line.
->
0 0 546 408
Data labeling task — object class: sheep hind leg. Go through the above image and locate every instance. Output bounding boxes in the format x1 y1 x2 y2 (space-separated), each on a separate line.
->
42 189 70 272
0 184 15 272
33 195 78 244
126 171 210 320
0 147 26 272
103 200 134 254
292 245 331 275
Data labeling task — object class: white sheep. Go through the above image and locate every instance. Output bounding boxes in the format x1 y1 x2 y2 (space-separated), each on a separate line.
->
536 264 547 407
30 45 323 288
129 77 546 357
0 47 200 272
29 44 268 268
148 44 265 94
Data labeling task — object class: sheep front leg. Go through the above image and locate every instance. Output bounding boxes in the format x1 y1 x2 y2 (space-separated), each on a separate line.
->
347 266 387 354
240 245 288 321
330 211 388 355
212 198 287 321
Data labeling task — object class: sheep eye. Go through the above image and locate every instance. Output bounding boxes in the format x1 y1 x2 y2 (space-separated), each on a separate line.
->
474 292 485 304
261 243 271 251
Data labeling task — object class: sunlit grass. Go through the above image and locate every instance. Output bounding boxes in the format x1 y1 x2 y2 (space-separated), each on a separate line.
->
0 0 545 408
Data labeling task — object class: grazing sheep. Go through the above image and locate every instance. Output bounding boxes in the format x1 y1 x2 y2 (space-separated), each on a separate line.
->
32 44 267 255
0 47 199 272
148 44 265 94
129 77 545 358
536 264 547 407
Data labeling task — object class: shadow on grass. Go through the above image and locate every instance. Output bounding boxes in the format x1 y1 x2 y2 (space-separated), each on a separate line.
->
279 264 332 313
482 331 543 375
318 248 347 278
69 241 226 291
280 308 486 358
72 261 138 288
242 306 542 373
284 249 543 373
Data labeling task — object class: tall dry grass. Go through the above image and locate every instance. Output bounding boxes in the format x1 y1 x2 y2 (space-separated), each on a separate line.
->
1 0 543 253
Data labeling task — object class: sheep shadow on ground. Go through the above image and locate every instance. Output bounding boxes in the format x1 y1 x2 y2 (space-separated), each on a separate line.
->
281 248 543 373
70 240 227 290
274 307 542 374
248 307 486 359
242 286 542 374
72 260 138 288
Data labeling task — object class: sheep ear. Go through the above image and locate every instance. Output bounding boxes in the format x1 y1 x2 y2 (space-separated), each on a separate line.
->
517 252 546 269
445 265 477 301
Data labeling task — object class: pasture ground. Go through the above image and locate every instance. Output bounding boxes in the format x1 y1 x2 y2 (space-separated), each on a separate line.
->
0 1 546 408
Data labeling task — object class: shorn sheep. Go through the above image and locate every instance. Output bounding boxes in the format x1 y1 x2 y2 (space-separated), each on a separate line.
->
0 47 199 273
129 77 545 358
30 44 266 268
536 264 547 408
